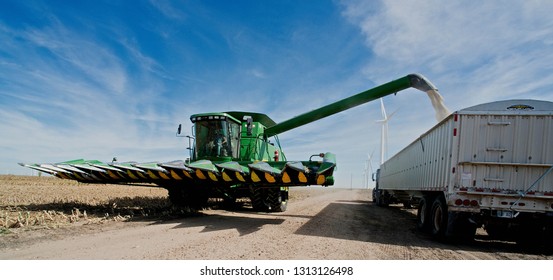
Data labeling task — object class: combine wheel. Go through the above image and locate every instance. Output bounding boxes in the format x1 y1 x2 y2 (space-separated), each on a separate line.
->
267 188 288 212
430 196 448 239
250 188 288 212
251 188 268 212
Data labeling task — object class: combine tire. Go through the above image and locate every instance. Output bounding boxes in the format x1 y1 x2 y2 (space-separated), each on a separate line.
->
267 188 288 212
251 188 267 212
251 188 288 212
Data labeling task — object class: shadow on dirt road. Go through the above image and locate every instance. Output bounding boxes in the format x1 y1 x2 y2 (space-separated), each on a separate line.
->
293 199 546 256
156 213 285 236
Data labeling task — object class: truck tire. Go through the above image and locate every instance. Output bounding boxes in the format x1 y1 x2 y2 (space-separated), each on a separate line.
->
416 196 431 232
371 189 376 203
430 196 448 239
375 189 389 207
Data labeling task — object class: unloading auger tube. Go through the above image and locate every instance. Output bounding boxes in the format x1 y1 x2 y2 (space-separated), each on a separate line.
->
19 73 436 210
264 73 437 137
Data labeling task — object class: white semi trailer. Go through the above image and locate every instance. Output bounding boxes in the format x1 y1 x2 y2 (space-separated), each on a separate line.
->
373 99 553 248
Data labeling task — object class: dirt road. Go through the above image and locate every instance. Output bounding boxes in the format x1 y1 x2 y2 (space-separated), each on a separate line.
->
0 187 551 260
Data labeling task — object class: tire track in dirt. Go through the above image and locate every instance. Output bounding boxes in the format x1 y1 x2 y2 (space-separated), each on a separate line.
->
1 188 551 259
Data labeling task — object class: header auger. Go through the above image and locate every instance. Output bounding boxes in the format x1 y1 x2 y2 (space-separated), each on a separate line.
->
20 74 437 212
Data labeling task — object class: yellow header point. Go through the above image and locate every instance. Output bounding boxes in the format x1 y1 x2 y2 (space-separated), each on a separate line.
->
196 169 206 180
170 170 183 180
236 172 246 182
282 172 291 183
316 175 325 185
298 172 307 183
265 173 276 183
222 172 232 182
251 171 261 182
208 172 218 181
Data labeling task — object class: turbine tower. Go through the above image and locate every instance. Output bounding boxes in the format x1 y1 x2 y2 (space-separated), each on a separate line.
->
376 98 396 165
364 151 375 189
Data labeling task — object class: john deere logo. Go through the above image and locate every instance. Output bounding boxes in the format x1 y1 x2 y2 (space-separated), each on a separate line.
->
507 104 534 110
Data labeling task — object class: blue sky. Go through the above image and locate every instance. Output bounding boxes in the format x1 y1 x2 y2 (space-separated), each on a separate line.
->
1 0 553 188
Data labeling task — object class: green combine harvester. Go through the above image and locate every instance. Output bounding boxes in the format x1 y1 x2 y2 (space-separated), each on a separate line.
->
20 74 437 212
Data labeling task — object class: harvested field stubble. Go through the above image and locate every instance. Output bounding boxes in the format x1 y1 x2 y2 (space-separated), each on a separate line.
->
0 175 172 233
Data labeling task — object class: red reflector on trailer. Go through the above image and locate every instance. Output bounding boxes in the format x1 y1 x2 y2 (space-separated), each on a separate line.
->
454 114 458 122
453 128 457 136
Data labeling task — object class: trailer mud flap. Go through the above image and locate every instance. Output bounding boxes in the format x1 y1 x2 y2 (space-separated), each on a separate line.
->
445 212 478 241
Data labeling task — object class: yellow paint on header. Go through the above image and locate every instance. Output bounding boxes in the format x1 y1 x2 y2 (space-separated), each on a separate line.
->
170 170 183 180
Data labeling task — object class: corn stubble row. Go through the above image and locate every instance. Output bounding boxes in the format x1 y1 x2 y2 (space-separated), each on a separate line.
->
0 175 172 233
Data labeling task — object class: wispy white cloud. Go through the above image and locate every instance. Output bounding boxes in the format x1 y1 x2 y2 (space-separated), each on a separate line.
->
3 1 553 190
341 1 553 100
148 0 187 21
0 14 183 174
324 0 553 186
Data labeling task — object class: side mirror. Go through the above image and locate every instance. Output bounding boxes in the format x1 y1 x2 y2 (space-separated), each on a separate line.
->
177 124 182 135
243 116 253 136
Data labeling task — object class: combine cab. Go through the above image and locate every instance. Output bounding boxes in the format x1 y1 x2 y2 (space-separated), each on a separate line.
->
20 74 438 212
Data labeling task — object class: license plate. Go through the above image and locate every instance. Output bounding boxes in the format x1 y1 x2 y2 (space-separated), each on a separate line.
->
496 210 514 218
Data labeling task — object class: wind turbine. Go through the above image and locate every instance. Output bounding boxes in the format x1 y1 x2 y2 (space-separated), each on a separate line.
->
376 98 397 165
364 150 375 189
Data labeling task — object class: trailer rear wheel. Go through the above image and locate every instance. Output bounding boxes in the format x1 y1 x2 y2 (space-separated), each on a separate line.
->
416 196 431 232
430 196 448 238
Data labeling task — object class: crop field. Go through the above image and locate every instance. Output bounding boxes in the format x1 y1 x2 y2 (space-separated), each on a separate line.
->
0 175 172 233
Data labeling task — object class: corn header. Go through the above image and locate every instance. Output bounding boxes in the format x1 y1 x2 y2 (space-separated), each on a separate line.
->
20 74 437 212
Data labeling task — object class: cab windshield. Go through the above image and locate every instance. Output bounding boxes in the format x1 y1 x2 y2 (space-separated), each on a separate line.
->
194 119 240 159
